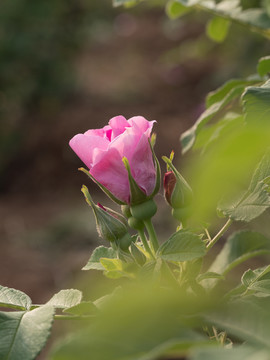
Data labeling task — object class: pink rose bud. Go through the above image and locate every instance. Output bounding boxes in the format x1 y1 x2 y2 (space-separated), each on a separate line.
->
70 116 157 204
163 155 193 224
164 171 177 206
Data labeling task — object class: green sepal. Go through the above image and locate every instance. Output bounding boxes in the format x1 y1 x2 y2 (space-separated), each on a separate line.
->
148 138 161 198
79 167 126 205
81 185 128 242
122 157 148 205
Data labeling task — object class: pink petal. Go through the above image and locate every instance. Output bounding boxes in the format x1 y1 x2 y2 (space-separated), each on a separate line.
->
127 116 156 136
84 128 105 138
90 147 130 203
69 134 109 169
109 131 141 160
130 133 156 195
84 125 112 141
109 115 130 140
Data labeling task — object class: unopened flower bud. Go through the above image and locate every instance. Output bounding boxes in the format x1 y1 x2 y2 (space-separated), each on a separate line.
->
163 164 193 209
82 186 131 246
163 155 193 224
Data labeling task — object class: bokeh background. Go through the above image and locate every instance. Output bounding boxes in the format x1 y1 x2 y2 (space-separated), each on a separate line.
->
1 0 270 328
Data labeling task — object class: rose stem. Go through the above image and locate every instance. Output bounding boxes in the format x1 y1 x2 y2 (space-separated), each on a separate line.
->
144 219 159 252
138 229 155 259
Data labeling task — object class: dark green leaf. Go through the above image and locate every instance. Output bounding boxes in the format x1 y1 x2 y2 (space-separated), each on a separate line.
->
158 230 206 262
0 286 31 311
82 246 117 271
0 305 54 360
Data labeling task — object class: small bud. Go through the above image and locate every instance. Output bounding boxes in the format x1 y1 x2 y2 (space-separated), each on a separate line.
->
164 171 177 206
82 186 131 246
163 157 193 209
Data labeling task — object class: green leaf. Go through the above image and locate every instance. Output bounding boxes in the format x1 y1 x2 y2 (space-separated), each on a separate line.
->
249 150 270 193
242 79 270 124
208 299 270 348
257 56 270 77
51 285 211 360
178 0 203 5
206 16 231 43
206 78 257 108
197 272 225 282
130 242 146 266
218 183 270 221
0 305 54 360
218 151 270 222
100 258 124 272
46 289 82 309
264 0 270 17
191 345 270 360
241 265 270 288
82 246 117 271
0 286 32 311
248 280 270 295
193 114 243 152
63 302 97 316
209 231 270 276
166 0 191 19
181 85 245 153
157 230 206 262
234 8 270 32
178 1 270 38
100 258 137 279
112 0 140 7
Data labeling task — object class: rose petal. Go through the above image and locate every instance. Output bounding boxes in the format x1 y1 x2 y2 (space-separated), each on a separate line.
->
91 147 130 203
130 133 156 195
109 115 130 140
69 134 109 169
109 131 141 160
128 116 155 136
